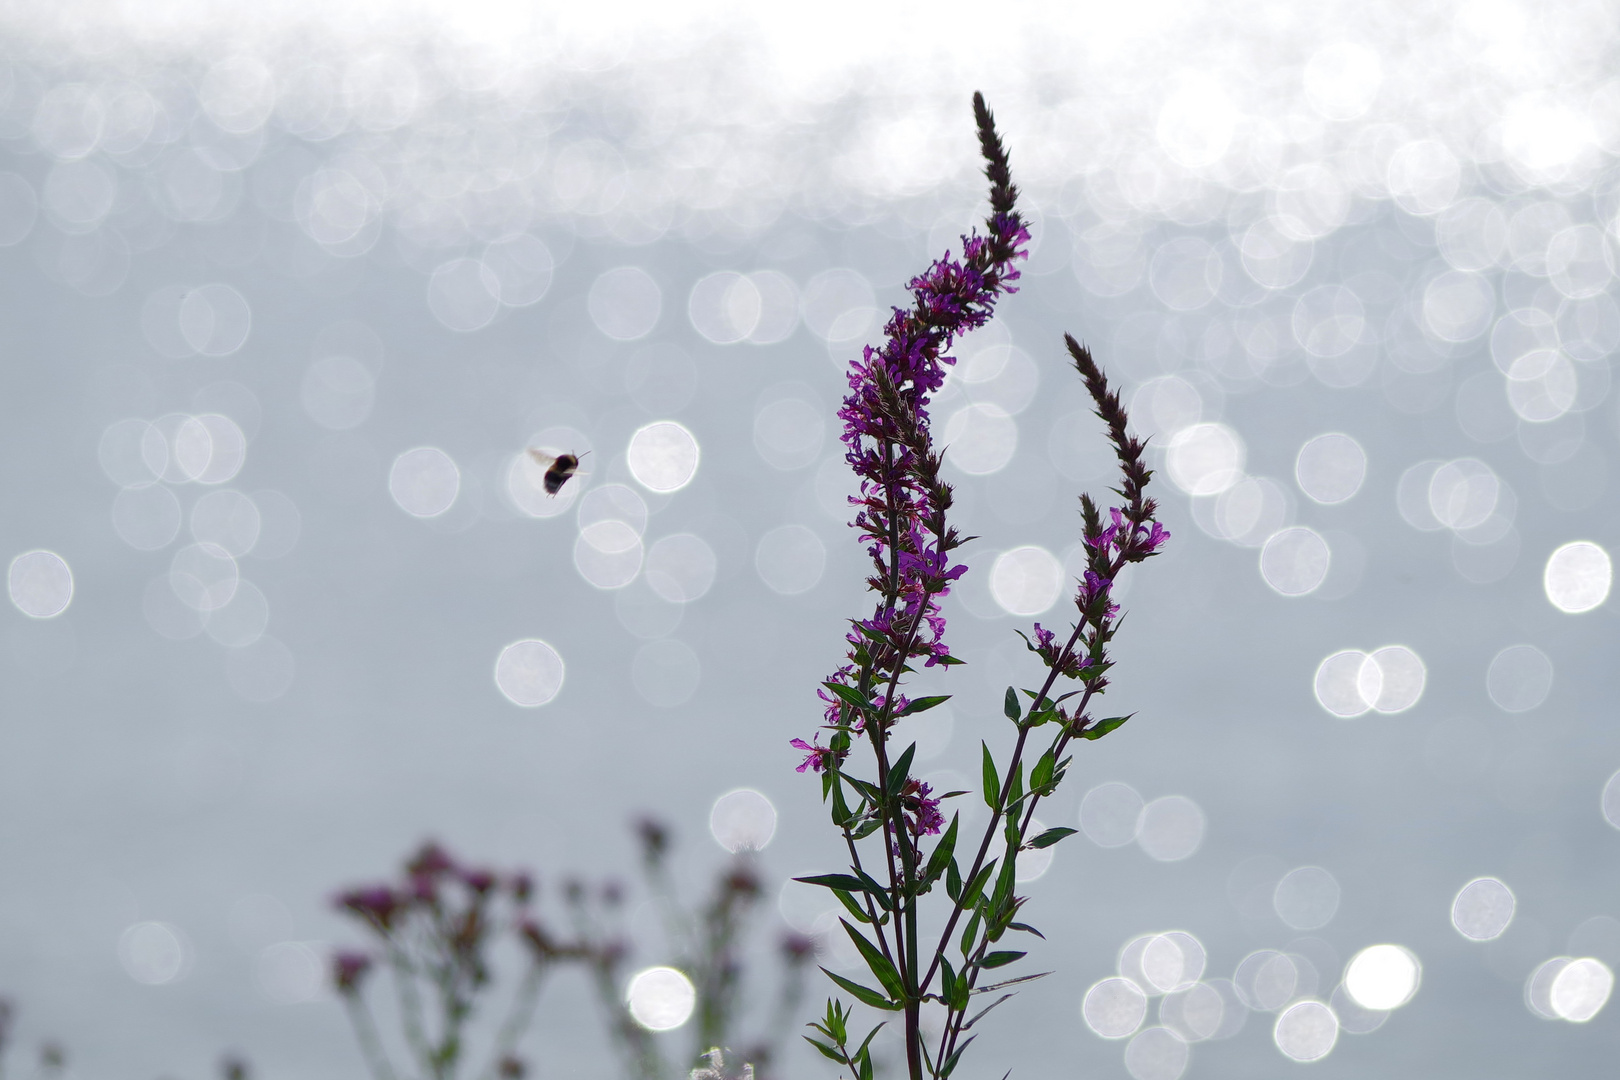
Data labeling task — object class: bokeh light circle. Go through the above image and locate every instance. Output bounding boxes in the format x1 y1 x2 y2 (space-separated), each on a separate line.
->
709 788 777 853
626 966 695 1031
755 525 826 596
1343 944 1420 1011
942 404 1017 475
1273 866 1341 930
1273 1000 1339 1062
1080 782 1145 848
1485 645 1553 712
1137 796 1205 862
494 639 565 707
1166 423 1245 496
1543 541 1611 613
644 534 717 603
627 421 700 493
1295 433 1366 504
1259 527 1330 596
989 546 1063 616
8 550 74 618
1550 958 1614 1022
1451 877 1515 941
119 921 189 986
1123 1025 1189 1080
1083 976 1147 1038
388 447 461 518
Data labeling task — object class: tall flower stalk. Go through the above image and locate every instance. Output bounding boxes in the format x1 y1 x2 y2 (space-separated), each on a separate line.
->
795 94 1167 1080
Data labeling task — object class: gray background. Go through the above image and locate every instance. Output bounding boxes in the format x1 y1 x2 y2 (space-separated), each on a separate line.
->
0 2 1618 1076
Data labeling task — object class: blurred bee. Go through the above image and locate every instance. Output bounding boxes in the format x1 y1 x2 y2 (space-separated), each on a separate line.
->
527 448 587 495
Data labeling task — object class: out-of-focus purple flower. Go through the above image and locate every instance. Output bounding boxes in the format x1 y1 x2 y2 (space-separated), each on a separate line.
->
337 886 401 930
461 868 497 894
332 949 373 994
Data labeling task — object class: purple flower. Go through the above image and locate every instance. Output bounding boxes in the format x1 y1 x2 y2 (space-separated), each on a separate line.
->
337 886 401 930
332 949 373 994
791 737 835 774
901 779 944 837
823 204 1029 729
1076 570 1118 618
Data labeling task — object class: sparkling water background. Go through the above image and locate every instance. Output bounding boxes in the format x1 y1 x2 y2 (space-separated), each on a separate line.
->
2 1 1620 1075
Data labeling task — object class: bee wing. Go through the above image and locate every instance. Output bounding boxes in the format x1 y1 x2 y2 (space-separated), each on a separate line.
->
526 448 559 469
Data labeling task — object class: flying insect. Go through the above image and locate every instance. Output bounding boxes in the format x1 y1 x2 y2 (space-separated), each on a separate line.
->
527 448 587 495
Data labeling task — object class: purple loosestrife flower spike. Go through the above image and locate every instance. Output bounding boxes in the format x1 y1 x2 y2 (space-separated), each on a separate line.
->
795 92 1029 761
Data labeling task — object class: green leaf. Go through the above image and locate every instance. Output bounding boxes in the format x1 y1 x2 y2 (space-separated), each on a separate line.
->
933 653 966 666
939 956 959 1007
945 858 962 902
822 682 873 710
980 950 1026 969
981 743 1000 810
854 1022 886 1060
795 873 872 894
832 888 872 924
1007 921 1045 939
923 814 959 885
1003 686 1020 722
803 1037 847 1065
830 778 855 827
959 907 982 959
940 1034 976 1077
842 920 906 1001
1006 761 1023 807
962 861 995 909
1029 748 1055 792
821 968 901 1011
1027 827 1077 850
852 867 892 904
1079 714 1133 740
886 743 917 797
897 695 951 716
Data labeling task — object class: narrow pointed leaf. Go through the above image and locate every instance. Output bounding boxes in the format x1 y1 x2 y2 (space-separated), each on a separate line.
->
1079 714 1132 740
981 742 999 810
961 992 1015 1031
795 873 871 894
940 1035 977 1077
841 919 905 1001
822 682 873 710
980 950 1026 969
820 968 900 1011
886 742 917 797
1003 686 1020 721
1027 827 1078 850
924 814 959 884
897 695 951 716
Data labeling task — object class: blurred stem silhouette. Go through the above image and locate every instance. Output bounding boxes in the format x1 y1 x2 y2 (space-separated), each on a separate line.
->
565 818 813 1080
330 827 811 1080
330 842 585 1080
794 93 1167 1079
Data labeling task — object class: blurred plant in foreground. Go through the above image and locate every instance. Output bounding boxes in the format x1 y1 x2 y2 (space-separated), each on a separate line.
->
331 842 583 1080
564 818 812 1080
794 93 1167 1079
330 827 811 1080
